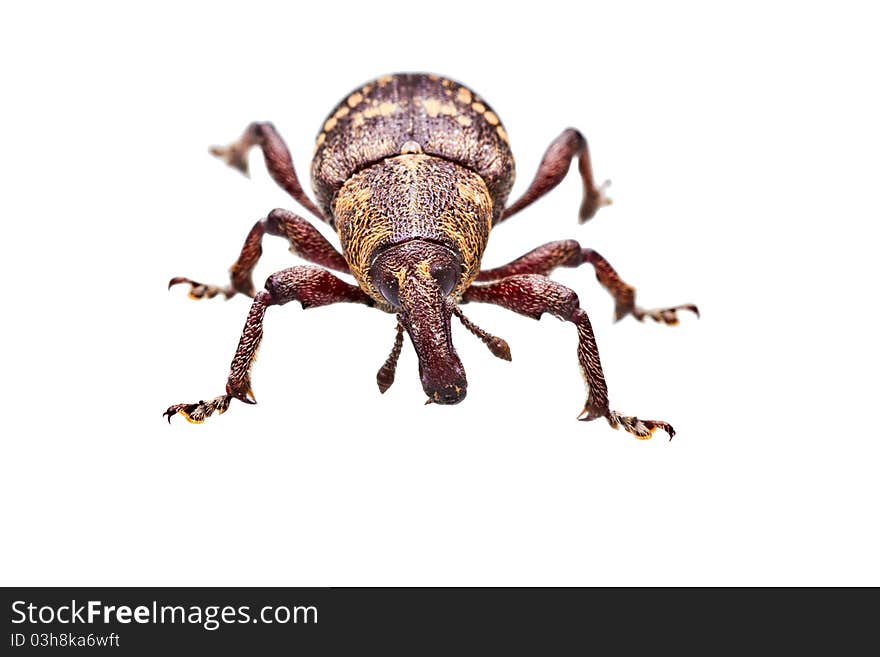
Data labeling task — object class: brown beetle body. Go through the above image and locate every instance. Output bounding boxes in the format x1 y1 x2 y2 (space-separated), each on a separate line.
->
166 72 698 439
316 75 511 300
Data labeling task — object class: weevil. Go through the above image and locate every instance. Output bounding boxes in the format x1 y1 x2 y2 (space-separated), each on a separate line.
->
164 73 698 439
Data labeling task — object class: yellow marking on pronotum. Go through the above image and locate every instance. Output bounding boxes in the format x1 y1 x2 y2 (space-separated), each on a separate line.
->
347 91 364 108
377 75 393 87
323 116 337 132
496 125 509 143
483 111 499 126
471 102 486 114
456 115 473 127
334 106 350 119
456 87 472 104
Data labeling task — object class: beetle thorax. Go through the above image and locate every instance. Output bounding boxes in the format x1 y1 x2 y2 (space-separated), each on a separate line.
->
333 153 493 303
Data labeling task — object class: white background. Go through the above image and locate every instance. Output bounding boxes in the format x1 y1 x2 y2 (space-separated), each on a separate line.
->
1 1 877 586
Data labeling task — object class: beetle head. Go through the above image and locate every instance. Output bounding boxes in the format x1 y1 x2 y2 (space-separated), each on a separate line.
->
370 239 467 404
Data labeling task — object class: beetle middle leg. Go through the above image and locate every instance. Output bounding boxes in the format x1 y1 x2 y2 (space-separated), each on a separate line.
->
164 266 373 423
499 128 612 224
477 240 698 325
170 208 349 300
463 274 674 440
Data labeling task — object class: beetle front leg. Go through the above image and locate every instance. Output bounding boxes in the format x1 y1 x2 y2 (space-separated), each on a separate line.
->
463 275 674 440
211 121 325 221
499 128 611 224
169 208 349 300
164 266 373 423
477 240 698 325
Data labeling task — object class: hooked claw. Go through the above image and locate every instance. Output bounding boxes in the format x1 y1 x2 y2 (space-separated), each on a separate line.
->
164 395 232 424
578 408 675 441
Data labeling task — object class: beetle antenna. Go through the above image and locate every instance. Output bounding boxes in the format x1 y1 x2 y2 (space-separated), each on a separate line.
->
376 318 405 393
451 305 512 361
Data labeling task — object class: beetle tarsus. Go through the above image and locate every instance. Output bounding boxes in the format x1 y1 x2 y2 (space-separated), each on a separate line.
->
631 303 700 326
164 394 232 424
168 276 238 300
579 408 675 441
580 179 613 224
210 142 251 177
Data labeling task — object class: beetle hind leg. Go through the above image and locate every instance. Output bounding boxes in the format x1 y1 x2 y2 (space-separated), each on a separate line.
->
211 121 325 221
499 128 612 224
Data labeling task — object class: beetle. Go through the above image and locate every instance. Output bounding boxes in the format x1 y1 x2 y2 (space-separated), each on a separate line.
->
164 73 698 439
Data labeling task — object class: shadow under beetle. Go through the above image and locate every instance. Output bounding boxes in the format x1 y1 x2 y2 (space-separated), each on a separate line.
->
165 73 698 439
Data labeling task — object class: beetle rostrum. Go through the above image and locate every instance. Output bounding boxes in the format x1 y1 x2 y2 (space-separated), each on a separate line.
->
165 72 698 439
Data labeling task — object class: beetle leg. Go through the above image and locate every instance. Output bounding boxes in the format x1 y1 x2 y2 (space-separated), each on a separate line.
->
463 274 674 440
376 319 405 393
211 121 326 222
164 266 373 423
499 128 611 224
169 208 349 300
477 240 698 325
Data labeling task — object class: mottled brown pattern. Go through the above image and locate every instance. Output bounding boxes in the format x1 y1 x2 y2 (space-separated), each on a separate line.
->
334 154 492 303
312 73 514 224
167 71 696 438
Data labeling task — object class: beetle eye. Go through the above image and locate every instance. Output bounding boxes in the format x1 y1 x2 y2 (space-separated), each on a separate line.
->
430 261 458 295
378 277 400 306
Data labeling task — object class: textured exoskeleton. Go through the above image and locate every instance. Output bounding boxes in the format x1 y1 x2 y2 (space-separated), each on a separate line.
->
166 73 697 439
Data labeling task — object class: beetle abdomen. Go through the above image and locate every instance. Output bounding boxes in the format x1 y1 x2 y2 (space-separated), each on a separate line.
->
312 73 515 224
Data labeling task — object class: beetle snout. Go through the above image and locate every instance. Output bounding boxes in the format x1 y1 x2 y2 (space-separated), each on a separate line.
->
426 380 468 405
